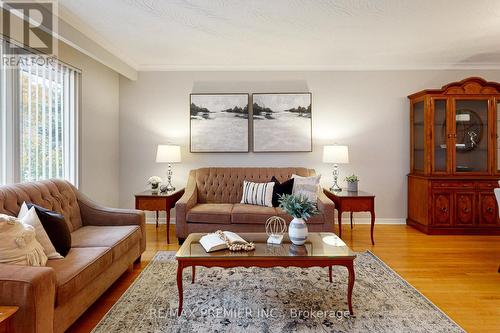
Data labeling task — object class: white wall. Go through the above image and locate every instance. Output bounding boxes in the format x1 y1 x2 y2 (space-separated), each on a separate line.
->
119 70 500 222
59 43 120 207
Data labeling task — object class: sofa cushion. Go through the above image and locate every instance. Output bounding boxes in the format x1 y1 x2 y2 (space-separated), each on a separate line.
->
26 203 72 257
187 204 233 224
276 208 325 224
71 225 141 260
46 247 112 305
232 204 278 224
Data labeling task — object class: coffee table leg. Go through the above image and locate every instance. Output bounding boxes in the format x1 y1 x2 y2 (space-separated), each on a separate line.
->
338 210 343 238
191 266 195 284
177 262 184 316
347 262 355 315
328 266 332 283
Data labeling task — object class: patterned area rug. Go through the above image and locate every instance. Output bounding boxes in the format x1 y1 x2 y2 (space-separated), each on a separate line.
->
92 251 464 333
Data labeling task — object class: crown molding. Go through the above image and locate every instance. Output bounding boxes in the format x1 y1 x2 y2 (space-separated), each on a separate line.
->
56 5 138 80
136 63 500 72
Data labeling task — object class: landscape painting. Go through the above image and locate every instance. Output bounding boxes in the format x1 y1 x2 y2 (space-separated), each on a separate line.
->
253 93 312 152
190 94 249 152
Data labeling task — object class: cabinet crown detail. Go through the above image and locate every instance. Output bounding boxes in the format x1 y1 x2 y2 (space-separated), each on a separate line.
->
408 77 500 99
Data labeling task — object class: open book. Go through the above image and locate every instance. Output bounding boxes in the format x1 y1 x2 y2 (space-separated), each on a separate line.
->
199 231 249 252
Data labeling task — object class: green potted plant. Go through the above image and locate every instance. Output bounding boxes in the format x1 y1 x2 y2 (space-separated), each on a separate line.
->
345 174 359 192
278 194 319 245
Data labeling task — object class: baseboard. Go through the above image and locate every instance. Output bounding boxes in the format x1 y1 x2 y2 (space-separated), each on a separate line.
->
145 218 405 225
146 218 176 225
346 218 405 225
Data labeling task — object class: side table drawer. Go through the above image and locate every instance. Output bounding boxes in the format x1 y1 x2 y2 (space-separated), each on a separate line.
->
136 198 165 211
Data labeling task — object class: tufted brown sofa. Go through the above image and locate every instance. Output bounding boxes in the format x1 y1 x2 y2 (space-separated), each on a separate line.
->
175 167 335 241
0 179 145 333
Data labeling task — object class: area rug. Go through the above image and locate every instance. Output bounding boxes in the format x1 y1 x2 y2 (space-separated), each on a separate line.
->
92 251 464 333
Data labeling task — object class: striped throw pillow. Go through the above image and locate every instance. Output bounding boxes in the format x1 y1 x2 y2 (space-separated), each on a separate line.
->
241 180 275 207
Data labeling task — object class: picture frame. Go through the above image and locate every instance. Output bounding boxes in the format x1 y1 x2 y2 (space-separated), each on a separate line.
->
190 93 250 153
252 92 312 152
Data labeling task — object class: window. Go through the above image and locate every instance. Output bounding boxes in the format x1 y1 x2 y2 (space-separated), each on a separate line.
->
0 39 80 185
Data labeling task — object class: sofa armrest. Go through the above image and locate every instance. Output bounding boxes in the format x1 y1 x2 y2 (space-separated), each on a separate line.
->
175 170 198 239
317 191 335 229
77 193 146 252
0 264 56 333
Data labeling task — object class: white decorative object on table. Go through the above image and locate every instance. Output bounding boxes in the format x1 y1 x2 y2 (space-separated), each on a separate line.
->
147 176 162 193
265 216 287 244
278 194 319 246
288 217 308 245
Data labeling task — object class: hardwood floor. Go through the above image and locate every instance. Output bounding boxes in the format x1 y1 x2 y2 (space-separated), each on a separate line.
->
67 224 500 333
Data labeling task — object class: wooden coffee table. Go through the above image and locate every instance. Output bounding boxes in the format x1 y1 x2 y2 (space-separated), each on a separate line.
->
175 232 356 316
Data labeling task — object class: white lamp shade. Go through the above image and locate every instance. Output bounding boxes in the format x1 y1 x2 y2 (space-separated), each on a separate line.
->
323 145 349 164
156 145 181 163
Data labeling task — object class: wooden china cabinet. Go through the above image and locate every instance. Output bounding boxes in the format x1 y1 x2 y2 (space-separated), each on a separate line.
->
408 77 500 234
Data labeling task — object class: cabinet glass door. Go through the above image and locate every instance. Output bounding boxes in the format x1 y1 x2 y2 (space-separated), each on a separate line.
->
454 99 489 173
413 101 425 172
433 100 447 172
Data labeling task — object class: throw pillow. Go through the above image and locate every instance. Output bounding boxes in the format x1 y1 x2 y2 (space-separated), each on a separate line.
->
0 214 48 266
292 174 321 203
241 180 275 207
270 176 294 207
18 203 63 259
26 203 71 257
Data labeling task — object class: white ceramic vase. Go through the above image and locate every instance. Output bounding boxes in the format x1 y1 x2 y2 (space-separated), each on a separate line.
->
288 217 308 245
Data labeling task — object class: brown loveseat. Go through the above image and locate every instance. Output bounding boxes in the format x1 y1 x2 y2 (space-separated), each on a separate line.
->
0 179 145 333
175 167 334 241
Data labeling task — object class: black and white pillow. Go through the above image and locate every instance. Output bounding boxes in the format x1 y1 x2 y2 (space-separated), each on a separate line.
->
241 180 275 207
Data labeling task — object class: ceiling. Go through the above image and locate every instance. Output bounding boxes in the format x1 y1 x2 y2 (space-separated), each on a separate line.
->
59 0 500 71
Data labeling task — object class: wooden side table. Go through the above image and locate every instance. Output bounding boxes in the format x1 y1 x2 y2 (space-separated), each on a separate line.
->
324 188 376 245
135 188 184 243
0 306 18 333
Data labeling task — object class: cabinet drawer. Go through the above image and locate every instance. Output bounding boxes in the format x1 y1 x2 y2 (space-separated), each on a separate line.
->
136 198 166 211
477 182 498 190
432 181 474 189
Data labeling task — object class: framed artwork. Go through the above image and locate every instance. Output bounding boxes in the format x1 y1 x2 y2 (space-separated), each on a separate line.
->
190 93 250 152
252 92 312 152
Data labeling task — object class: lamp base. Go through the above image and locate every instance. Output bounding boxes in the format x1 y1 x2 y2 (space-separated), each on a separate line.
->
161 183 176 192
330 184 342 192
330 164 342 192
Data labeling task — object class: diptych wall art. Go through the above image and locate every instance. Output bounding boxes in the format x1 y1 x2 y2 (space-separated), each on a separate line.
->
189 92 312 153
253 93 312 152
190 93 249 152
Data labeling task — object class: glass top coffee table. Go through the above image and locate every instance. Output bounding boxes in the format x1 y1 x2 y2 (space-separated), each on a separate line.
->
175 232 356 316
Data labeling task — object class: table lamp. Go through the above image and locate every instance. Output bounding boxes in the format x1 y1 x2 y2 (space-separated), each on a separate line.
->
323 145 349 192
156 145 181 192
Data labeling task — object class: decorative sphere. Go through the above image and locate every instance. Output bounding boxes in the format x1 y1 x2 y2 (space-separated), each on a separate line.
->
265 216 287 237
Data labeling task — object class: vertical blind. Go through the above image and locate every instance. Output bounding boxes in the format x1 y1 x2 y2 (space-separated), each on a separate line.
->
19 60 79 183
0 40 7 184
0 37 80 185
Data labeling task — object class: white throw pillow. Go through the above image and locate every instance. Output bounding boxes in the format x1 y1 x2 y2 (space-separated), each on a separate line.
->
18 202 63 259
292 174 321 203
241 180 275 207
0 214 48 266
